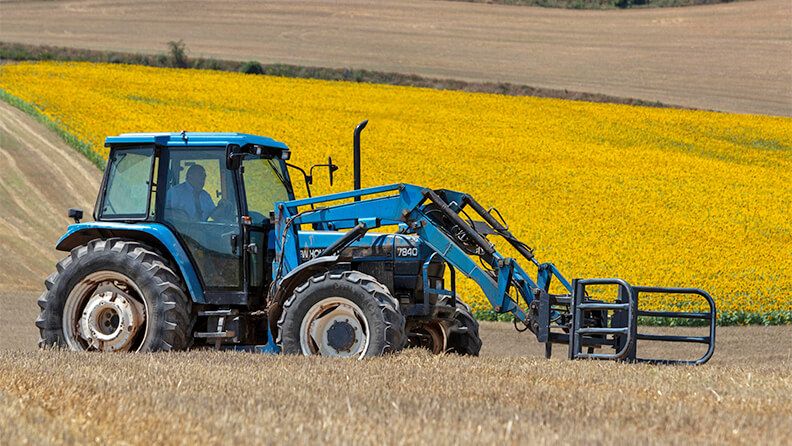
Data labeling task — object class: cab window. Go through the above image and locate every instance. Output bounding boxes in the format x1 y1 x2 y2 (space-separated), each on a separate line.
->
242 156 291 225
162 149 241 290
100 147 154 219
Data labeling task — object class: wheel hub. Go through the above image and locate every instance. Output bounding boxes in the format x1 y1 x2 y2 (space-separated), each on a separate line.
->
410 321 448 354
300 297 369 358
78 284 146 351
326 320 357 353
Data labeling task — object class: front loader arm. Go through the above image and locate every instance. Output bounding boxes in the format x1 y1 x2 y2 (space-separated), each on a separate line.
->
272 183 716 365
273 183 421 275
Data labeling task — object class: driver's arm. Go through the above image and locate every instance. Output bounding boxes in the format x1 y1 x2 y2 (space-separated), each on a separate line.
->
199 191 216 221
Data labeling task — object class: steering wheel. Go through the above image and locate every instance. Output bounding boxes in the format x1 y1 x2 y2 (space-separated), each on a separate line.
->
209 198 236 223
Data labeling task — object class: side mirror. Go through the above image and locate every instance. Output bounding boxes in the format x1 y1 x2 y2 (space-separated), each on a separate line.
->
225 144 242 170
328 156 338 186
309 156 339 187
68 208 83 223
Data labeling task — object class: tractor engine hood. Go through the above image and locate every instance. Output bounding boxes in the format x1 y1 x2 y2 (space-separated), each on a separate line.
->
295 230 423 262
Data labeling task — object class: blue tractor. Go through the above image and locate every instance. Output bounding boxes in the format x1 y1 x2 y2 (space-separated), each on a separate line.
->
37 123 716 363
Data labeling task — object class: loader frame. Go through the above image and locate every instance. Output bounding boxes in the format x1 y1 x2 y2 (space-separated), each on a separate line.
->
272 183 716 364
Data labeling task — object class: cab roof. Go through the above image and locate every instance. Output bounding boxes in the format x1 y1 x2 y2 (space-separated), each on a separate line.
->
104 132 289 151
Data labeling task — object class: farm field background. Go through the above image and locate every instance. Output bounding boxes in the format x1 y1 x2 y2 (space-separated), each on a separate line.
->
0 61 790 323
1 0 790 115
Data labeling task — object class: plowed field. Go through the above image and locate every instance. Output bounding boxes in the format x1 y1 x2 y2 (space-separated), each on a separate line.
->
1 0 790 115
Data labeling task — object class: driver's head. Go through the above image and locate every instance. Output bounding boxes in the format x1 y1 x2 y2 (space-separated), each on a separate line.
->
185 164 206 190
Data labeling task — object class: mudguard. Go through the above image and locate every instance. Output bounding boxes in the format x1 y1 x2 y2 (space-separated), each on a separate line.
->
56 221 206 303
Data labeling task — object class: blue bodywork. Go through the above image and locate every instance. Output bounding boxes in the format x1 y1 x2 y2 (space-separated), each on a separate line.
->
57 221 426 306
273 183 573 323
57 221 207 302
56 132 570 342
61 128 573 326
62 187 567 323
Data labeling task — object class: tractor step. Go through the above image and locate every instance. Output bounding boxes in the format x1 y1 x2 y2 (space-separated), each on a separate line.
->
198 309 239 317
194 330 236 339
565 279 716 365
197 309 240 348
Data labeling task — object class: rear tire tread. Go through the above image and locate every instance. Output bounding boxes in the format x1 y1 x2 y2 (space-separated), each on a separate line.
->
444 297 482 356
37 238 194 351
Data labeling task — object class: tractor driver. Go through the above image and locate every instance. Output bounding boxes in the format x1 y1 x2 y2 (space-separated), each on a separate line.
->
167 164 237 223
166 164 216 221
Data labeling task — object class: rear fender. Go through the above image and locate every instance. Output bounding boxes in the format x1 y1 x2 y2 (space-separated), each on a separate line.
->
56 221 205 303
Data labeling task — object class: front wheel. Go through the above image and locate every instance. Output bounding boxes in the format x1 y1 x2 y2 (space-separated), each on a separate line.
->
36 238 193 352
277 271 406 358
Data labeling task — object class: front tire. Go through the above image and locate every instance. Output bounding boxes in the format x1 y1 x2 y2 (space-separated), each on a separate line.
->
36 238 193 352
278 271 406 358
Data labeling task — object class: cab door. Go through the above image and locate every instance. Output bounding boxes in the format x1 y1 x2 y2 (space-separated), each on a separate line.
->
238 154 294 300
160 148 245 304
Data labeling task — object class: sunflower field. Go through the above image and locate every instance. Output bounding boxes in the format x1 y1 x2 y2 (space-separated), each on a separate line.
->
1 61 790 324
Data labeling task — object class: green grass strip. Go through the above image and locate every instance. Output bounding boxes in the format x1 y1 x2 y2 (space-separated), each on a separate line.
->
0 88 105 169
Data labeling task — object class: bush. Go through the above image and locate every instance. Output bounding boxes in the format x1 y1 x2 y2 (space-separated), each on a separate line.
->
108 53 126 64
194 58 225 71
239 60 264 75
167 40 189 68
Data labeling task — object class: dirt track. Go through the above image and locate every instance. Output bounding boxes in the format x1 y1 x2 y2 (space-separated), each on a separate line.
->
1 0 790 116
0 101 100 292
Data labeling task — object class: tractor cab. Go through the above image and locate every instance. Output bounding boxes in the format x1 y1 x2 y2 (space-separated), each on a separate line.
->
95 133 295 305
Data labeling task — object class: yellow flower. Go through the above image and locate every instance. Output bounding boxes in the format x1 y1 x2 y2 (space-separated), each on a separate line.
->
2 61 790 315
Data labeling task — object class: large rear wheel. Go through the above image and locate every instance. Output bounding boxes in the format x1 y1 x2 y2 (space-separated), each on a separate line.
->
278 271 406 358
36 238 193 352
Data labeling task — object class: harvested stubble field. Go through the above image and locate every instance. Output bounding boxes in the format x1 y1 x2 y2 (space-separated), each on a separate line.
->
2 293 791 444
2 290 790 443
1 319 791 445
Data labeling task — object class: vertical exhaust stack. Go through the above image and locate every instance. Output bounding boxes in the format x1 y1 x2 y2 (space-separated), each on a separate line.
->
353 119 368 201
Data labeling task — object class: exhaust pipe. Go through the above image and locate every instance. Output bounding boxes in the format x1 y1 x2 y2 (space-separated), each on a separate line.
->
353 119 368 201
